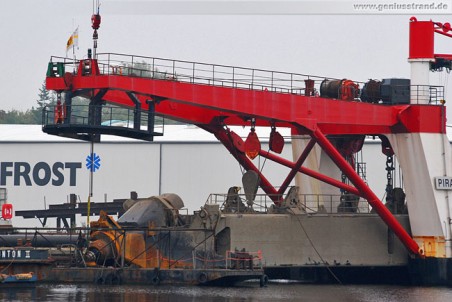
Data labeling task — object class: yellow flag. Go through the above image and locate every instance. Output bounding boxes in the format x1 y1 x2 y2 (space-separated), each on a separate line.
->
66 27 79 54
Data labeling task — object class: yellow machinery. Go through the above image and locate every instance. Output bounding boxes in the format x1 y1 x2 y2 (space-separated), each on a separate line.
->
84 194 193 269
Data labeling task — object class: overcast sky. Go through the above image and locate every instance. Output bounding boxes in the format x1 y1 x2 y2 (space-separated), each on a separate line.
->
0 1 451 119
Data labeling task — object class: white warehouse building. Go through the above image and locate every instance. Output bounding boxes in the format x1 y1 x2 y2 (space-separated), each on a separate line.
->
0 124 406 227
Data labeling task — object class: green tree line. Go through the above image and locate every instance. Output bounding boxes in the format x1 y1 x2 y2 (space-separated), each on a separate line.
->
1 61 184 124
0 81 55 124
1 61 175 125
1 79 180 125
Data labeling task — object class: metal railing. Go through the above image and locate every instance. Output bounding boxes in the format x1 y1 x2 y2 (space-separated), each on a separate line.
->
411 85 445 104
95 53 335 95
48 54 445 105
225 250 263 270
0 227 224 270
42 104 164 134
205 193 372 214
49 53 337 96
205 193 273 213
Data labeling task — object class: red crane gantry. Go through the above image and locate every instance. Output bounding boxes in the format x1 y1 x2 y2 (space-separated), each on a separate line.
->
45 50 446 257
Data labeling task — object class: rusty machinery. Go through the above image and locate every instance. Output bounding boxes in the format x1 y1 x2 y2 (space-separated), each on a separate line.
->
84 193 192 269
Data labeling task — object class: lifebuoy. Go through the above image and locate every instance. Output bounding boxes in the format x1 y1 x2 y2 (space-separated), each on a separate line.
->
109 272 121 285
198 272 208 284
95 276 104 285
152 276 160 285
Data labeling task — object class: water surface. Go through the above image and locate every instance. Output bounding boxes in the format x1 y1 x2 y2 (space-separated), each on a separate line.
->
2 282 452 302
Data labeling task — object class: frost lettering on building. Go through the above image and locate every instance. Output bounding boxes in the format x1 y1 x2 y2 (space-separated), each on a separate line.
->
0 162 82 186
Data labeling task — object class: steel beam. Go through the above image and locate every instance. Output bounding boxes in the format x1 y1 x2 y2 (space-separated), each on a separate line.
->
259 150 361 196
277 138 316 196
201 125 282 204
311 127 421 256
46 64 445 135
126 92 142 130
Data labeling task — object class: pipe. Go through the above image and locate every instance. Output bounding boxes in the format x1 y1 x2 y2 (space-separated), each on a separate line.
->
0 234 80 248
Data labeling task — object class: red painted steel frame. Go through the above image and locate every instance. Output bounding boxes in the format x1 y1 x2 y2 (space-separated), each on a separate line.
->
409 18 452 60
46 58 424 255
277 139 316 196
259 150 361 196
311 128 420 256
221 124 420 255
46 75 444 135
201 125 282 204
409 20 434 59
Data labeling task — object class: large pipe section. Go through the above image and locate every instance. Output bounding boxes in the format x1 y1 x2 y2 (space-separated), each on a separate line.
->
0 234 80 247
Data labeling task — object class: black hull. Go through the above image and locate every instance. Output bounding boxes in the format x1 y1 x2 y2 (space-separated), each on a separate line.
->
265 265 412 285
408 258 452 286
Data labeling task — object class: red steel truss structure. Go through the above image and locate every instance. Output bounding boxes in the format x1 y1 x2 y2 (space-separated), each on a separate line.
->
46 17 452 257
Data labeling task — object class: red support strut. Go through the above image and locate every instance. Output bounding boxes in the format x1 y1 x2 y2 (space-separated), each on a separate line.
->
259 149 361 196
311 127 421 256
201 125 283 204
277 138 316 196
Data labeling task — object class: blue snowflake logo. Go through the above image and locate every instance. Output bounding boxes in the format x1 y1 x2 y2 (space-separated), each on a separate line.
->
86 153 101 172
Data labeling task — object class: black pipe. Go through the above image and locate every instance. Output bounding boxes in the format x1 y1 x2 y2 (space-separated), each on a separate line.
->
0 234 80 248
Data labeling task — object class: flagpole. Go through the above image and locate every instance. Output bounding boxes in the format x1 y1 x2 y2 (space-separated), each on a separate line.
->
72 42 76 73
73 27 78 73
66 27 78 71
87 139 94 227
